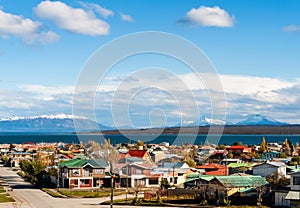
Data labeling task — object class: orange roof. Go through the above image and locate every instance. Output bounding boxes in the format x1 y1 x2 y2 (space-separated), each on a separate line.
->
196 163 225 170
205 169 227 176
67 153 75 159
127 150 147 158
227 145 248 149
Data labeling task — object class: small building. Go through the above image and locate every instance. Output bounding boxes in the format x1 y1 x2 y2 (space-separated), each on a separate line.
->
227 163 251 174
253 161 286 179
184 174 268 205
285 171 300 208
226 145 252 154
260 151 280 161
127 150 153 164
196 163 228 175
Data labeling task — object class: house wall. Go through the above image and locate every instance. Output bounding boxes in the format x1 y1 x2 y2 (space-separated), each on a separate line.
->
291 173 300 191
275 192 290 207
253 164 278 178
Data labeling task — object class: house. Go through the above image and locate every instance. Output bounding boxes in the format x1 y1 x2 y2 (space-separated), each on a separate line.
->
221 158 243 165
127 150 153 164
260 151 280 160
227 163 251 174
197 145 216 156
150 150 166 162
196 163 228 175
59 158 110 189
120 163 154 188
184 174 268 205
226 145 252 154
11 151 33 167
285 171 300 208
253 161 286 179
159 162 191 186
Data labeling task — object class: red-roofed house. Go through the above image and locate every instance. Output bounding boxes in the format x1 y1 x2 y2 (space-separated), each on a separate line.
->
127 150 152 164
226 145 252 154
196 163 228 176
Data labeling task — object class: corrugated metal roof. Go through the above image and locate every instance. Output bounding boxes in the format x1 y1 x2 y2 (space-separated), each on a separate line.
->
214 175 268 187
285 191 300 200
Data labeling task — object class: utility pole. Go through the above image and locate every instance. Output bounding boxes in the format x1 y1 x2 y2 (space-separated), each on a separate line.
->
110 162 114 208
126 157 128 203
56 148 60 192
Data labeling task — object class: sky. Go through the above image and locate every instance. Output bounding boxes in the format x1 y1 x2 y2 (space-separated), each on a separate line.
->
1 0 300 128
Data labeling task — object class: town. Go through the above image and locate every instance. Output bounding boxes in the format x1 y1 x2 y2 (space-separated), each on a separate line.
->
0 137 299 207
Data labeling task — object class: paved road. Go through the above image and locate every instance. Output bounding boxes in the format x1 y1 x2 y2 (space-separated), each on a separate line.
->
0 166 176 208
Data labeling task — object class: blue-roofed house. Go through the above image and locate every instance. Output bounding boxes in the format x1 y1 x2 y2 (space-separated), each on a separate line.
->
260 151 280 161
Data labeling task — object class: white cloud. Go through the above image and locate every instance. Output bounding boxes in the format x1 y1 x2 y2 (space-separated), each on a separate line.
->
34 1 110 36
282 25 300 32
80 2 114 18
0 8 59 44
180 6 235 27
120 13 134 22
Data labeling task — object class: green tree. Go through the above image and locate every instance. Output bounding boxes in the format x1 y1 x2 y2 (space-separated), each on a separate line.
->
186 159 196 167
19 160 46 186
279 152 287 158
291 156 300 165
160 178 170 189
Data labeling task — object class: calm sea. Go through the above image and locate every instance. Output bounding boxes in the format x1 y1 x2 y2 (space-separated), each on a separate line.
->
0 132 299 145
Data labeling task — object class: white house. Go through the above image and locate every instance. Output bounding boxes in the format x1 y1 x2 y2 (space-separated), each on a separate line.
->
252 161 286 179
285 171 300 208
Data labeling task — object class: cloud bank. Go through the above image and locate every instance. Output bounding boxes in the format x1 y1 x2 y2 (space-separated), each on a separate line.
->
2 73 300 126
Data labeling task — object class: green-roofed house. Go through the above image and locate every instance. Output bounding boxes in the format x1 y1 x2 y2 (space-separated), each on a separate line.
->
59 158 110 189
227 162 251 174
184 174 268 205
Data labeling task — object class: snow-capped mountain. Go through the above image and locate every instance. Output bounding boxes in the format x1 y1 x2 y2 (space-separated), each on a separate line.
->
235 114 287 125
199 116 233 126
0 114 113 132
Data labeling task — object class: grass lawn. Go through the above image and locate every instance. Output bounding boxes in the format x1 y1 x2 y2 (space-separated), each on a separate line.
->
0 187 6 193
58 188 127 198
0 194 14 203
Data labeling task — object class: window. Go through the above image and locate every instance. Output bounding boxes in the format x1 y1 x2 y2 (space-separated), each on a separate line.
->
293 176 300 185
95 169 103 174
135 168 142 174
72 169 80 176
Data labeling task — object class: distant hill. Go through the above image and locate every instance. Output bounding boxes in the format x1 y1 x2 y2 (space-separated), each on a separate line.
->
0 114 113 132
235 114 287 125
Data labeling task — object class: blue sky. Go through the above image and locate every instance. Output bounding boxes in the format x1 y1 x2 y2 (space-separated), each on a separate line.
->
1 0 300 127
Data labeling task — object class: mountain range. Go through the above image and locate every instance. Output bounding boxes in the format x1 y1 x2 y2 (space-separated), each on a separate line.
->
0 114 113 132
0 113 289 132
